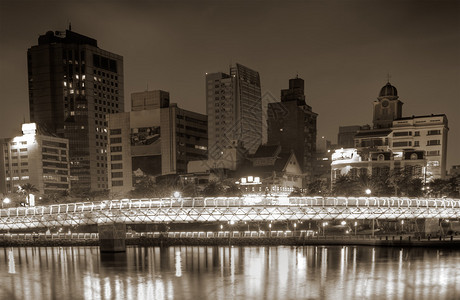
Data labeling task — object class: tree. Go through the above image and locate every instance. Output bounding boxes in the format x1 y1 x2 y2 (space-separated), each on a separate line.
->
306 179 329 196
201 181 225 197
19 183 39 206
332 174 357 196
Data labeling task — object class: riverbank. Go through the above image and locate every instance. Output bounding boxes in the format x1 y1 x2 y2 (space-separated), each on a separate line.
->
1 236 460 248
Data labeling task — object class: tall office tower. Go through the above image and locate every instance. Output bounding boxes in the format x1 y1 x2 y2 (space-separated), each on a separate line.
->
267 77 318 182
27 28 124 191
206 63 262 158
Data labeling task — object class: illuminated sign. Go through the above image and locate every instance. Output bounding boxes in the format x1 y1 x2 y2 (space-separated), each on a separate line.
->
22 123 37 135
332 148 359 162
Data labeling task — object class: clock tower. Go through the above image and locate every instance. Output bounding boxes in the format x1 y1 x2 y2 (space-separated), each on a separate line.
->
372 82 403 129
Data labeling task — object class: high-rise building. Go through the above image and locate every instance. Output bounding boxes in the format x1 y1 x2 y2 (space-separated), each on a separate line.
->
0 123 70 197
107 97 207 194
206 63 262 158
131 90 169 111
267 77 317 182
27 28 124 191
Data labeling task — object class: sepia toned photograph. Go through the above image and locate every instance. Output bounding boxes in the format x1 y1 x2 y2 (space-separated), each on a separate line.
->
0 0 459 299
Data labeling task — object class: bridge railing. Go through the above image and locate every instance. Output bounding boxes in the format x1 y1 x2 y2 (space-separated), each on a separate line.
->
1 197 459 218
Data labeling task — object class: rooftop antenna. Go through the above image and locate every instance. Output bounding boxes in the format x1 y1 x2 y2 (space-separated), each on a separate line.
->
68 22 72 31
386 73 391 83
146 83 149 91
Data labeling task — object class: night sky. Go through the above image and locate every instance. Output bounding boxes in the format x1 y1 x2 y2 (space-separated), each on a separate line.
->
1 0 459 168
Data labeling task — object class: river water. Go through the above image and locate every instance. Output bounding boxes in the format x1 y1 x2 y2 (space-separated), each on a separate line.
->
0 245 459 300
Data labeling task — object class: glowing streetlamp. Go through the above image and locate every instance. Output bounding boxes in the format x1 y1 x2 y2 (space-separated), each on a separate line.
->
365 189 372 195
2 197 11 209
354 221 357 235
173 191 181 198
322 222 328 236
293 222 297 235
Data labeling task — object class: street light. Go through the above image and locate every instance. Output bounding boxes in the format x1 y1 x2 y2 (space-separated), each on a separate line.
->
2 197 10 209
322 222 328 236
354 221 357 235
365 189 372 195
173 191 181 198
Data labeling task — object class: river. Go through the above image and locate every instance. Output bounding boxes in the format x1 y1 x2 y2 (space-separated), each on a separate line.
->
1 246 459 299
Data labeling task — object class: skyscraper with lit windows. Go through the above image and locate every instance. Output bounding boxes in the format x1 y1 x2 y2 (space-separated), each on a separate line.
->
27 28 124 191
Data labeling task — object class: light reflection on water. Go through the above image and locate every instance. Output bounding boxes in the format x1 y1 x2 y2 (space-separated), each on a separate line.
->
1 245 459 300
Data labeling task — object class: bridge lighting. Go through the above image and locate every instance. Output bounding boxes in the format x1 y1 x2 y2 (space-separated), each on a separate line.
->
341 221 346 226
220 224 223 230
365 189 372 195
173 191 181 198
401 220 404 225
229 220 235 225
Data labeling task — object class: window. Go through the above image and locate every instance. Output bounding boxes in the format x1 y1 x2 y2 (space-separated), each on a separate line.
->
414 131 420 136
111 155 122 161
427 130 441 136
414 141 420 147
110 137 122 144
427 140 440 146
111 172 123 178
426 150 440 156
393 141 410 147
111 163 123 169
393 131 411 137
110 128 121 135
112 180 123 186
110 146 122 152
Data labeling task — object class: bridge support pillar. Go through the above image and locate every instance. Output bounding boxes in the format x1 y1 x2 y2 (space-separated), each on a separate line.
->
416 219 440 238
98 223 126 253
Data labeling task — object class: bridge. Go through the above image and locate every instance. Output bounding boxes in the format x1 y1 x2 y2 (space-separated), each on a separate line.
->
1 196 459 231
1 196 459 252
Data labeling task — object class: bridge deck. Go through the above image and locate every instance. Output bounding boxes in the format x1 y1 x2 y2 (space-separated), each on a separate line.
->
1 197 459 230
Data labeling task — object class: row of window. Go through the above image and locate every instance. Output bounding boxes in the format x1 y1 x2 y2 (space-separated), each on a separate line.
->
393 130 441 137
392 140 440 147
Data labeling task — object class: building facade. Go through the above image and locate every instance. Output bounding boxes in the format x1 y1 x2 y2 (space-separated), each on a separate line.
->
334 81 449 184
267 77 317 183
0 123 70 197
27 28 124 191
391 114 448 180
107 101 207 194
206 63 262 158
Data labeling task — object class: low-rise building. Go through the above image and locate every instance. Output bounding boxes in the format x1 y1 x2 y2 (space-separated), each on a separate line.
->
0 123 70 198
107 99 207 195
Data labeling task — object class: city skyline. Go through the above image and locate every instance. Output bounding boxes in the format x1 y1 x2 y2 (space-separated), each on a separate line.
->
0 0 459 168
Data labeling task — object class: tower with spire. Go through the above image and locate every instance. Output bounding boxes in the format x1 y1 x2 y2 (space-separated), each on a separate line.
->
372 81 403 129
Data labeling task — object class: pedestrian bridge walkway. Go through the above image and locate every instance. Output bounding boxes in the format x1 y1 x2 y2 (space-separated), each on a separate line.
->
1 196 459 230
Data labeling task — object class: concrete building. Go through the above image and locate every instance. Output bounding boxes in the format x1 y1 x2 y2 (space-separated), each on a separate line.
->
338 125 370 148
334 81 449 183
27 28 124 191
312 136 334 186
206 63 262 158
131 90 169 111
331 148 426 183
267 77 317 183
107 98 207 194
0 123 70 197
391 114 448 180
